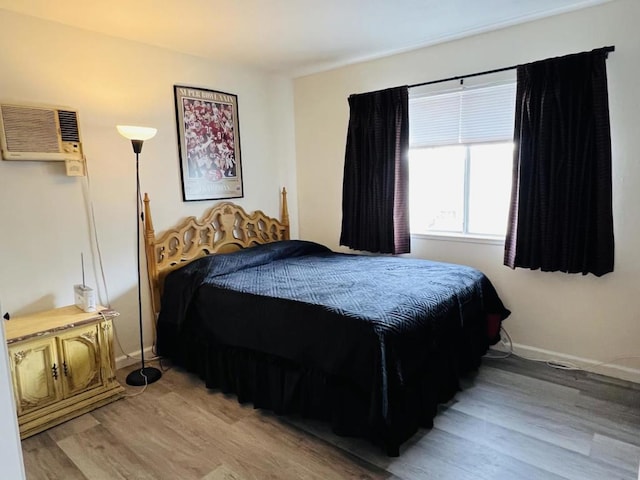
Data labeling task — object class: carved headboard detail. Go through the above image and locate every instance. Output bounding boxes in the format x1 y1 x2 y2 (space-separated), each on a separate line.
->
144 188 290 318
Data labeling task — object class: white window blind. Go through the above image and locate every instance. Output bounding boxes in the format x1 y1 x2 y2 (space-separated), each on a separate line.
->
409 82 517 148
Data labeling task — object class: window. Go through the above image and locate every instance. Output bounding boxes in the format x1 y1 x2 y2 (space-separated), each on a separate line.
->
409 79 516 238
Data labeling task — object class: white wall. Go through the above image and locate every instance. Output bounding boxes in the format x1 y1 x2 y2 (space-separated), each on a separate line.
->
294 0 640 381
0 326 25 479
0 10 297 360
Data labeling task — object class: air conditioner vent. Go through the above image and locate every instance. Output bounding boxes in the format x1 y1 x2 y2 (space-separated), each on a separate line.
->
58 110 80 143
2 106 59 153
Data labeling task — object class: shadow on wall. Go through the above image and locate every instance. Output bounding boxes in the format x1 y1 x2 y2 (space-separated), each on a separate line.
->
9 294 56 318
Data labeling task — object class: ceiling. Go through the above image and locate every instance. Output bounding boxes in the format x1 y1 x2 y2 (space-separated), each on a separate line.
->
0 0 611 77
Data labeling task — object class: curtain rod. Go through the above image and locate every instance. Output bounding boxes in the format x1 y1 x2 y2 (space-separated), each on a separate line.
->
408 45 615 89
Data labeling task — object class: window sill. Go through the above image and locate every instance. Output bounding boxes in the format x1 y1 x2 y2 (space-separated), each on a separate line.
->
411 232 505 246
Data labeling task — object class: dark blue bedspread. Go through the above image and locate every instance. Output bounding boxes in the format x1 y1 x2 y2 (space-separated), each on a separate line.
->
157 240 509 396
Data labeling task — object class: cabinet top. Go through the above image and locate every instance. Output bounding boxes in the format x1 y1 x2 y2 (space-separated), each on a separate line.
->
3 305 119 344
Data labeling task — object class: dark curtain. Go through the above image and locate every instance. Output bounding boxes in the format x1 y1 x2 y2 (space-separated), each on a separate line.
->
504 48 614 276
340 86 410 254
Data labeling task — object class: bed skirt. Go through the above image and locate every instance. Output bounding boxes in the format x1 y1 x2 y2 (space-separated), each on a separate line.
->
162 318 489 457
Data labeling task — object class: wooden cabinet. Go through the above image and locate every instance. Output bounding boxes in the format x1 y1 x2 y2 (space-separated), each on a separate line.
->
4 305 124 438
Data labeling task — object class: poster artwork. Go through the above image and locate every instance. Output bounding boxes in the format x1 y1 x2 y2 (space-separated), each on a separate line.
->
174 85 243 201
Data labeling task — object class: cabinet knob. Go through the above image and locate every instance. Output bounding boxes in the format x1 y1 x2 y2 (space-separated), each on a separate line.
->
63 361 68 376
52 363 58 380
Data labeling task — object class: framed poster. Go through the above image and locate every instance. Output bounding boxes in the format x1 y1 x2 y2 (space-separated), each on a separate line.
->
174 85 243 201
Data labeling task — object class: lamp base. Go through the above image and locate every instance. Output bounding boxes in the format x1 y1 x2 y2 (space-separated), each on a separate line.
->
126 366 162 386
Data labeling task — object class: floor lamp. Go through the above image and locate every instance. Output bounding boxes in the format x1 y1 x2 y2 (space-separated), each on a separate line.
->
117 125 162 386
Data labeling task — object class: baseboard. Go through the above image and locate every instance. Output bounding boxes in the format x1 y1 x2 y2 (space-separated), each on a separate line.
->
115 346 157 371
492 342 640 384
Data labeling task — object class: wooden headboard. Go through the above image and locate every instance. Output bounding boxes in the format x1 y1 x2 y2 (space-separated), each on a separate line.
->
144 188 290 318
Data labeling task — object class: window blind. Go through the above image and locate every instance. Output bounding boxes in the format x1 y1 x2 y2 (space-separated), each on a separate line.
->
409 82 517 148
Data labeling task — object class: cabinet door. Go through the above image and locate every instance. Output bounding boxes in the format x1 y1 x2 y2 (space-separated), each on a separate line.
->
8 338 61 416
57 324 103 398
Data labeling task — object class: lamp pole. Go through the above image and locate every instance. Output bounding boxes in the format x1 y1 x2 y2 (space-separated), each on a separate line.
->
117 126 161 387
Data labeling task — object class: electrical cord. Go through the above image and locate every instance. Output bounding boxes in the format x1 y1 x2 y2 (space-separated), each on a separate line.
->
487 325 640 373
96 310 149 396
85 159 164 391
121 369 149 397
98 310 161 364
484 327 513 359
112 320 161 362
82 157 112 310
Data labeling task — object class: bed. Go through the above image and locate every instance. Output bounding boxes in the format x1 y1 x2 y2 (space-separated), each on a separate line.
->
144 189 510 456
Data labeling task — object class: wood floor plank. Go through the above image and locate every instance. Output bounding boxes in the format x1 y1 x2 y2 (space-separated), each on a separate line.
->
573 395 640 447
56 425 158 480
155 389 390 480
474 365 582 404
435 408 634 480
159 366 255 425
452 384 595 454
472 365 640 447
238 412 391 479
590 433 640 475
150 390 298 480
202 464 247 480
21 434 87 480
90 391 226 480
409 427 569 480
45 413 100 443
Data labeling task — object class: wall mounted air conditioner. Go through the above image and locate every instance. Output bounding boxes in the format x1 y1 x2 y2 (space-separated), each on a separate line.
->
0 103 82 161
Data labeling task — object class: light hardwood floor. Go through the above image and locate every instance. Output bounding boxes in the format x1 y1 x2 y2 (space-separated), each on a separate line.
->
20 355 640 480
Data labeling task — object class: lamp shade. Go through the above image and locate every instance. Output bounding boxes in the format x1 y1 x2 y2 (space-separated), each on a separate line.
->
116 125 157 141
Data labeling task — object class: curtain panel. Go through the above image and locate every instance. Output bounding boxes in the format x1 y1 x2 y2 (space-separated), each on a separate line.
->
340 86 410 254
504 48 614 276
